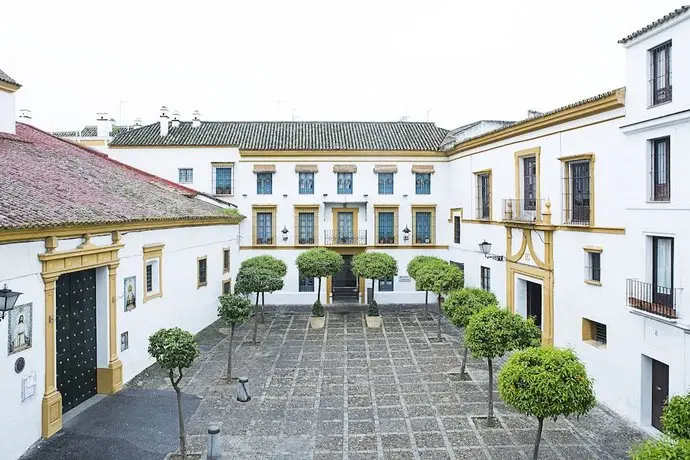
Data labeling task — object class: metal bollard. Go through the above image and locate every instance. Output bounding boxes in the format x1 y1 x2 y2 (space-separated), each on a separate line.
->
207 425 220 460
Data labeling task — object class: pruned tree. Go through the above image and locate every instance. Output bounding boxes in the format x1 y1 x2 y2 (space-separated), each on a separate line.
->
465 306 541 426
407 255 445 313
148 327 200 459
239 255 287 322
498 347 596 460
217 294 253 381
630 392 690 459
295 248 344 317
417 261 464 340
442 288 498 377
234 266 284 343
351 252 398 316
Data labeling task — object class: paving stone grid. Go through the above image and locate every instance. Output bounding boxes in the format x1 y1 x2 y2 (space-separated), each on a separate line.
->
130 305 646 459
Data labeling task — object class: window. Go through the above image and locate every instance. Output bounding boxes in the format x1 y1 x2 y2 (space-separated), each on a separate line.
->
178 168 193 184
377 211 395 244
299 172 314 194
415 173 431 194
223 248 230 273
378 173 394 194
253 205 276 245
650 137 670 201
450 261 465 287
257 173 273 194
378 277 394 292
222 280 231 295
197 257 207 288
298 212 315 245
337 172 353 194
562 158 592 225
584 248 602 285
453 216 461 244
481 266 490 291
412 206 435 245
650 41 672 105
475 171 491 219
212 164 233 195
523 156 537 210
143 243 164 302
652 236 674 309
582 318 607 347
299 272 314 292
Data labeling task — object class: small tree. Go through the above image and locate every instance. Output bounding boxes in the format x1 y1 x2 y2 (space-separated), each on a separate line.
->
499 347 596 460
148 328 200 459
407 256 445 313
234 266 284 343
442 288 498 376
351 252 398 316
218 294 253 381
630 392 690 459
295 248 344 317
465 306 541 426
417 261 464 340
631 439 690 459
239 255 287 322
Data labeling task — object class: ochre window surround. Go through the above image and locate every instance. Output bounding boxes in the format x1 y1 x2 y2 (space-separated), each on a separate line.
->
197 256 208 288
411 164 435 174
582 317 607 348
583 246 602 286
473 169 492 221
143 243 164 303
252 205 277 246
223 247 230 274
411 205 436 246
373 164 398 174
333 164 357 173
294 205 320 246
374 205 399 246
295 164 319 173
514 147 541 214
559 153 595 227
252 164 276 173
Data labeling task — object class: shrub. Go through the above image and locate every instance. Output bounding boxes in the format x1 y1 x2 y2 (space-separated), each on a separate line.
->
630 439 690 460
662 393 690 440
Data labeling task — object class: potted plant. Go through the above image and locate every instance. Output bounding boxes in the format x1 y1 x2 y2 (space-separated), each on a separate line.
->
351 252 398 328
217 294 253 381
295 248 344 329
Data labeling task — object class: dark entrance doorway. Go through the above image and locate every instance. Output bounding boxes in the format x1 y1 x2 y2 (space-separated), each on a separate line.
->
526 281 542 329
332 255 358 302
651 359 669 430
56 269 98 413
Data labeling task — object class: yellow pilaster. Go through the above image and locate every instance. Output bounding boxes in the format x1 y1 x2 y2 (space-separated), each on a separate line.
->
97 262 123 394
41 277 62 438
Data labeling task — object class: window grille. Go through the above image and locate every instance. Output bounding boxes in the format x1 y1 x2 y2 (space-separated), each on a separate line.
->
650 137 670 201
256 173 273 194
585 252 601 282
255 212 273 245
415 173 431 194
337 172 353 194
453 216 461 244
197 258 207 286
178 168 193 183
594 322 607 344
212 166 233 195
299 272 314 292
146 263 153 293
650 41 672 105
481 266 490 291
378 277 394 292
378 212 395 244
563 160 591 225
298 212 315 245
523 157 537 210
299 172 314 194
378 173 394 194
223 248 230 273
414 212 432 244
476 173 490 219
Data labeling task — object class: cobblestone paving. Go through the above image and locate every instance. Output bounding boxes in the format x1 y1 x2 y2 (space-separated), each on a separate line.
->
129 305 647 459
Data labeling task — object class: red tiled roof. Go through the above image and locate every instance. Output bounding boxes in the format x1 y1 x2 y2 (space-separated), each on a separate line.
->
0 123 241 230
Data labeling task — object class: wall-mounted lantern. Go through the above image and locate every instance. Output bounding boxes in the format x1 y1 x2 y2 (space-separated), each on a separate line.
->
402 226 411 242
478 240 504 261
0 284 22 322
281 226 289 242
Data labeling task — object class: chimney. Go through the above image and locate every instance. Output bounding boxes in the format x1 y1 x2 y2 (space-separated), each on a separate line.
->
18 109 32 124
159 105 169 136
171 110 180 128
133 117 142 129
96 112 110 137
0 71 19 134
192 110 201 128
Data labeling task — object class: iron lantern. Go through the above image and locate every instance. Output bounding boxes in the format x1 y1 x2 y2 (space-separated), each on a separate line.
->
478 240 504 261
402 226 411 242
0 284 22 322
237 376 251 402
281 226 289 242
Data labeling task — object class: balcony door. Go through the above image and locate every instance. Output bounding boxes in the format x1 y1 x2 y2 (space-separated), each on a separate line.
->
652 236 673 308
337 212 354 244
523 156 537 211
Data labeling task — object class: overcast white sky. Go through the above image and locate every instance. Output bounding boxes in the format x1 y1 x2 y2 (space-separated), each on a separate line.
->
0 0 683 131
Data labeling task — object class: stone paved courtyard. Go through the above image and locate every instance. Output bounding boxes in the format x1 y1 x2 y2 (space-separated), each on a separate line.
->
126 305 647 459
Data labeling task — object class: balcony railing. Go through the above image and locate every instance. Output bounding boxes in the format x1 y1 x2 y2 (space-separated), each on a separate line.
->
626 279 680 319
502 199 544 223
255 237 273 246
323 230 367 246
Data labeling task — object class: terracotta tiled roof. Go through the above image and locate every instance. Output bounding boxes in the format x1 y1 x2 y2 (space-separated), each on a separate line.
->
0 68 19 87
110 121 448 151
0 123 241 230
618 6 689 44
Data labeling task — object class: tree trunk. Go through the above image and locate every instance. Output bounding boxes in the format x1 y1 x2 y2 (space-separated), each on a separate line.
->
487 358 494 426
425 290 429 314
317 277 322 303
261 292 265 323
370 279 375 304
436 294 442 341
252 297 259 344
533 417 544 460
460 344 469 377
170 372 187 459
226 324 235 381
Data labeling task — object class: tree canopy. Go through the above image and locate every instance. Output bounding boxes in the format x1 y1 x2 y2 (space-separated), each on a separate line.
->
442 288 498 328
296 248 343 279
465 306 541 359
234 266 284 296
218 294 253 326
148 327 200 372
407 255 445 280
240 255 287 277
351 252 398 281
416 261 464 296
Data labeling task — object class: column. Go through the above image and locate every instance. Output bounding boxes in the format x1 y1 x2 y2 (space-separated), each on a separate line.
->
96 262 123 394
41 277 62 438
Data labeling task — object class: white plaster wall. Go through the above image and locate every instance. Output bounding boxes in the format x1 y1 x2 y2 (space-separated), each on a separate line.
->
0 90 16 134
0 224 237 459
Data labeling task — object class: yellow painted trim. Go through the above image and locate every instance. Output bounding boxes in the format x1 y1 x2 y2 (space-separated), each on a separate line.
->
40 233 124 438
294 205 320 246
585 280 602 286
411 205 436 246
462 219 503 226
447 90 625 156
374 205 399 246
223 247 230 273
582 318 606 347
556 225 624 235
240 149 445 158
0 80 21 92
473 168 493 221
525 230 548 270
514 147 541 221
238 244 450 250
506 262 554 347
332 207 359 243
78 139 108 147
448 207 463 222
143 243 164 303
326 276 332 304
197 256 208 288
359 277 366 304
252 205 278 247
0 217 242 245
583 246 603 253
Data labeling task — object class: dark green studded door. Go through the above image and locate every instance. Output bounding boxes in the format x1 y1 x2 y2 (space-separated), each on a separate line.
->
56 269 97 413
